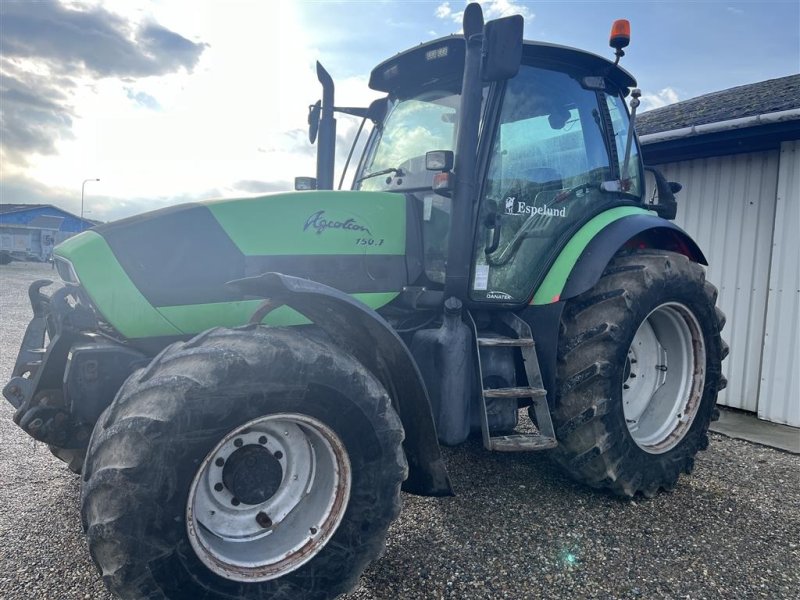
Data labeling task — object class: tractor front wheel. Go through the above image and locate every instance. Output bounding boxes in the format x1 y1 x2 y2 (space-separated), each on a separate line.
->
81 326 406 600
551 250 726 497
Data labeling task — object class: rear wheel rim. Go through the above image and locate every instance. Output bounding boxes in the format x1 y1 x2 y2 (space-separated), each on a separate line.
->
622 302 706 454
186 413 351 582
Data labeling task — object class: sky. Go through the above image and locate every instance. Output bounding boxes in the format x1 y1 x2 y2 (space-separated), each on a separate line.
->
1 0 798 222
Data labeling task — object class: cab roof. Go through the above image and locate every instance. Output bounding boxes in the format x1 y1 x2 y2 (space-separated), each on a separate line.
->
369 36 637 96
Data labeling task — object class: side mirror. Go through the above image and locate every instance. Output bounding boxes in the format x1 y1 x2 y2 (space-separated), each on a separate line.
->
481 15 524 82
643 166 678 220
295 176 318 191
426 150 454 172
307 100 321 144
367 97 388 124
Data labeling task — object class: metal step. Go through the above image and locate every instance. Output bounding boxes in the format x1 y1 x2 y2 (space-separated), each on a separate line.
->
468 312 558 453
477 336 534 347
489 433 559 452
483 386 546 398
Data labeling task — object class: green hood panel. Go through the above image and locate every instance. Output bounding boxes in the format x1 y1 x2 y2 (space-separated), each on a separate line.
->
55 191 408 339
205 190 405 255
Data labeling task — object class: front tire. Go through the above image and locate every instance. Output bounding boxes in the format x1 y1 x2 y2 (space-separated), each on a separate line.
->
551 250 726 497
81 326 406 599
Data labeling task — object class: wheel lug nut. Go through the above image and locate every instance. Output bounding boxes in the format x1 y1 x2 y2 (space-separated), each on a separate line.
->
258 436 268 445
256 512 273 528
274 451 283 460
231 498 240 506
214 483 224 492
234 438 243 447
215 457 224 467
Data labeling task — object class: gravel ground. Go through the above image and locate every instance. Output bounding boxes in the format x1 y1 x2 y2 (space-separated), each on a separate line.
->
1 261 798 600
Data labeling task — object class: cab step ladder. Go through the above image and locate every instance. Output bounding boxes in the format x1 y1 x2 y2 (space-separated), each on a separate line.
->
470 312 558 452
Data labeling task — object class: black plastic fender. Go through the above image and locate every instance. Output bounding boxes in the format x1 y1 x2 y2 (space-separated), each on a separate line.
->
229 272 454 497
561 214 707 301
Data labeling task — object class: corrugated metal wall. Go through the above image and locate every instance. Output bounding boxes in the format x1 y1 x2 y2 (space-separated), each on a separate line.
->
655 151 780 413
758 141 800 426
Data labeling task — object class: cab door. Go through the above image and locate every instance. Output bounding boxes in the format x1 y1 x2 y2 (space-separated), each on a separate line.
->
470 63 641 304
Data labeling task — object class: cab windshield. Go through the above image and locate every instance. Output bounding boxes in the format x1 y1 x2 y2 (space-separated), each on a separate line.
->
355 90 459 192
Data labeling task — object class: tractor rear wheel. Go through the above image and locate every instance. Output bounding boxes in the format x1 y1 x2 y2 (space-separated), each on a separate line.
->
551 250 726 497
81 326 406 600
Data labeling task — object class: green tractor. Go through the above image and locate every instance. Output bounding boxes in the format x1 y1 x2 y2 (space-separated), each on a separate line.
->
4 4 726 599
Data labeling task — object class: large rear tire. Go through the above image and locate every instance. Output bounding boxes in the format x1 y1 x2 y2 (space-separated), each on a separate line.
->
81 326 406 600
551 250 726 497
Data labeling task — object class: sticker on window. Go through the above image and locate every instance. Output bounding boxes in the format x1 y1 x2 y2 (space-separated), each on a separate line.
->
504 197 566 217
473 264 489 291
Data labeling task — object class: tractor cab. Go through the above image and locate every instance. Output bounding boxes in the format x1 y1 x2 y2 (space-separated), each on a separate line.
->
355 39 643 304
307 15 661 309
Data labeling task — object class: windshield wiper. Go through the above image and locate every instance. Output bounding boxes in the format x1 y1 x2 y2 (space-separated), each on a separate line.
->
355 167 404 184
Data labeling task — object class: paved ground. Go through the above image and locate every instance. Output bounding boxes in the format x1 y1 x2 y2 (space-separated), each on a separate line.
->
711 408 800 454
1 262 799 600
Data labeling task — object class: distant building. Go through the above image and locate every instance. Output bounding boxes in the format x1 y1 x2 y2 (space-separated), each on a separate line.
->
0 204 96 262
638 74 800 427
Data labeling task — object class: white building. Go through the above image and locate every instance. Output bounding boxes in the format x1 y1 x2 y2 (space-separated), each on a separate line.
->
638 74 800 427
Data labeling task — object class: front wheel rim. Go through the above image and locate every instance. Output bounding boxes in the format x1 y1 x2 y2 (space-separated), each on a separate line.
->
186 413 351 582
622 302 707 454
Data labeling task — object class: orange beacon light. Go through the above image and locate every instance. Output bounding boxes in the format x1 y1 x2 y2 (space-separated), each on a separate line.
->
610 19 631 50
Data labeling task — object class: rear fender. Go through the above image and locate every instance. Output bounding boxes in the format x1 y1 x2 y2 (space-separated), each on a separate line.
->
523 215 706 413
229 272 453 497
560 214 707 301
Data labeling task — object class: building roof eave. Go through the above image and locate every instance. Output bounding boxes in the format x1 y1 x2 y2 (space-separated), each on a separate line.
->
639 109 800 164
638 108 800 146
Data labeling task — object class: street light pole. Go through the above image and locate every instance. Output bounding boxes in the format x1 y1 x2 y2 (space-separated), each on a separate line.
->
81 178 100 231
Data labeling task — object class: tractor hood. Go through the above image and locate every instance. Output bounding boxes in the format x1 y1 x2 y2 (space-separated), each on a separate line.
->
54 191 410 339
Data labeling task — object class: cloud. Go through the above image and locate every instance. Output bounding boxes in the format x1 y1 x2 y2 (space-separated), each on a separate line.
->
233 180 293 194
0 64 76 164
0 2 205 78
125 89 161 110
0 174 75 209
436 2 454 19
639 87 681 112
0 1 206 167
0 173 220 223
434 0 533 23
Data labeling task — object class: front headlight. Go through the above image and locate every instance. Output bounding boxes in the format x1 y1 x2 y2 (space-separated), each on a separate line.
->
54 256 81 285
